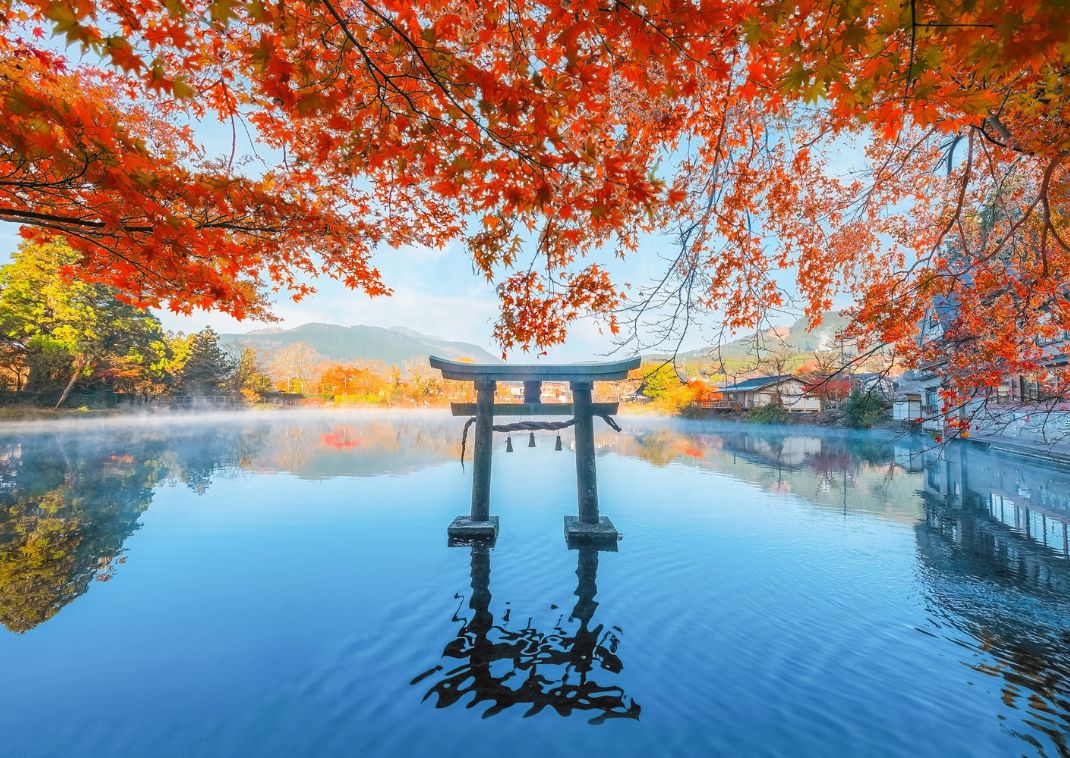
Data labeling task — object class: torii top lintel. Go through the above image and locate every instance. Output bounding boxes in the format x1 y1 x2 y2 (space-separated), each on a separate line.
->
428 356 641 383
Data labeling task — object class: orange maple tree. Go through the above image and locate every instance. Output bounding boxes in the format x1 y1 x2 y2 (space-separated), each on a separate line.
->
1 0 1068 410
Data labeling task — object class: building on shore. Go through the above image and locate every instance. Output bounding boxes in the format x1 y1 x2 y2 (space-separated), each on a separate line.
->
718 375 822 413
892 297 1070 436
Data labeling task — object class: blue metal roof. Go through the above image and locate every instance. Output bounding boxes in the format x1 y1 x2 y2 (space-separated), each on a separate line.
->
722 375 797 392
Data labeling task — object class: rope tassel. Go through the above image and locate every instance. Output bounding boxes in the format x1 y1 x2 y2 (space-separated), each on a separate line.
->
528 432 536 447
459 415 621 466
555 434 563 451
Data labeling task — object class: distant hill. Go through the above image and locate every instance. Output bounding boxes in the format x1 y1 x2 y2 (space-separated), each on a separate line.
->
680 312 850 360
673 312 853 374
219 323 501 367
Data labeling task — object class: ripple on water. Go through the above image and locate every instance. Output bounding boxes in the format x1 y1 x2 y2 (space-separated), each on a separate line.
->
0 417 1069 757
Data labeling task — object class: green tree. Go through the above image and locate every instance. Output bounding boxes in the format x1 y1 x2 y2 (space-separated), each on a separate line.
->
0 239 170 407
746 405 790 425
843 390 890 429
639 364 684 400
89 303 170 400
0 298 27 391
175 327 233 396
231 347 271 397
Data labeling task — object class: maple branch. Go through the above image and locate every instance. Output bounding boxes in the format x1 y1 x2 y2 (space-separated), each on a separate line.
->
613 55 743 359
905 0 917 101
55 226 180 291
917 22 998 29
318 0 422 117
0 207 285 236
939 129 974 259
319 0 551 172
1039 157 1070 254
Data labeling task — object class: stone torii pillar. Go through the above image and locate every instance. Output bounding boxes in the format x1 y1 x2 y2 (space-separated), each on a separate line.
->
429 355 640 544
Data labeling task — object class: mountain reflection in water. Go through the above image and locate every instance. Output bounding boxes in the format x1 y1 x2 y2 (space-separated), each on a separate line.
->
0 413 1068 756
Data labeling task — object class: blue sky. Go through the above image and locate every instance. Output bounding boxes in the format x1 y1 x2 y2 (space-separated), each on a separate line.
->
1 212 851 361
0 201 855 362
0 103 717 361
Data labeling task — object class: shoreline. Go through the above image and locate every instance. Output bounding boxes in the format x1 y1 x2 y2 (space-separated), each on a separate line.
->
965 433 1070 467
4 404 1070 470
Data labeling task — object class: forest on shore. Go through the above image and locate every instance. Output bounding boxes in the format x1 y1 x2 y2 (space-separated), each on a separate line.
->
1 239 884 425
0 240 481 410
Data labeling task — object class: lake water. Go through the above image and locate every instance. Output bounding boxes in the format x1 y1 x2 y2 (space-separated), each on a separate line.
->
1 411 1068 757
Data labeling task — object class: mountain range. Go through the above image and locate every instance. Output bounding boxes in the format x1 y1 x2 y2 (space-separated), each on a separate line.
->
219 323 501 368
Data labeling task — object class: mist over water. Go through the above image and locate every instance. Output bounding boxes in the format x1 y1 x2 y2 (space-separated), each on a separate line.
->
0 412 1067 757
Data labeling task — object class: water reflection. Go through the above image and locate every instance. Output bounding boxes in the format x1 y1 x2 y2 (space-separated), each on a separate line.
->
412 544 639 724
0 439 153 632
0 426 268 632
914 445 1070 753
607 426 923 522
3 414 1070 753
0 416 461 633
917 442 1070 563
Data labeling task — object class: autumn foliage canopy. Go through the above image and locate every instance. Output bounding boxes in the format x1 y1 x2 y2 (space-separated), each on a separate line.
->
1 0 1068 406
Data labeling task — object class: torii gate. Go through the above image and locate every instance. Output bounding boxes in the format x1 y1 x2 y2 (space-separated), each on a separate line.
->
429 355 640 544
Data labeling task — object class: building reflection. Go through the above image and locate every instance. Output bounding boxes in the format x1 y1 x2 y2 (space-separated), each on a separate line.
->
605 426 924 523
412 543 639 723
915 444 1070 754
919 443 1070 560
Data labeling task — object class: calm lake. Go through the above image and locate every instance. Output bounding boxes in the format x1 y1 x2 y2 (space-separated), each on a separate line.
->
1 411 1068 757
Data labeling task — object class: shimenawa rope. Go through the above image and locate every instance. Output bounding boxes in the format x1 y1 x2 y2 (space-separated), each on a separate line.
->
460 415 622 467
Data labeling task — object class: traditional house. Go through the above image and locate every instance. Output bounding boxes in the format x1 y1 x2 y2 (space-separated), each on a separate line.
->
891 387 923 424
851 372 894 398
892 296 1070 433
720 375 822 413
892 296 961 431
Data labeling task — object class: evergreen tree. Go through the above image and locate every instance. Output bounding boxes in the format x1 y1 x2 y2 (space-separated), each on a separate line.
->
0 239 169 406
175 328 233 396
843 389 890 429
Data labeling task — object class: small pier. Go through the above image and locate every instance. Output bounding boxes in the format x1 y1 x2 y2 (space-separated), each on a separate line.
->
429 355 640 545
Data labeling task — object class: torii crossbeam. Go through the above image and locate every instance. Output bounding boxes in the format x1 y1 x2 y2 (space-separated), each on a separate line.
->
430 355 640 544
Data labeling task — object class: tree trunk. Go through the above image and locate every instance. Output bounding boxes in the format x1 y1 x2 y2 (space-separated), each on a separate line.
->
54 354 86 410
5 366 23 392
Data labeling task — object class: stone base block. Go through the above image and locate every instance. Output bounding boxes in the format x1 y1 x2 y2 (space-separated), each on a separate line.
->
447 515 499 546
564 515 619 550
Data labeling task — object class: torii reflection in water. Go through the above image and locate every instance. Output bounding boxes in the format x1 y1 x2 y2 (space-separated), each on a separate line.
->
411 542 639 724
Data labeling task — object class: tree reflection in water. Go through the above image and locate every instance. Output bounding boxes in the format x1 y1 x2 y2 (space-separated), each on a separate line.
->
412 544 639 724
0 425 268 633
0 437 161 632
6 415 1070 753
0 416 463 634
